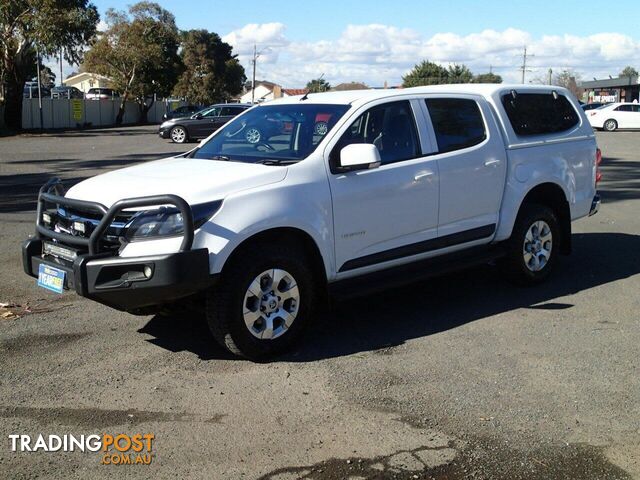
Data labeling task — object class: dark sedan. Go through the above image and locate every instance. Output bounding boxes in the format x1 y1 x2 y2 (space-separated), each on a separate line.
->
159 104 250 143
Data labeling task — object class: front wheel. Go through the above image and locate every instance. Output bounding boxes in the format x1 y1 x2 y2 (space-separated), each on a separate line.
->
502 204 560 285
206 244 317 359
170 126 188 143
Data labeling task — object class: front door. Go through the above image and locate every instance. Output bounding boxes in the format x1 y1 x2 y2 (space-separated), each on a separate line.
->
328 100 439 274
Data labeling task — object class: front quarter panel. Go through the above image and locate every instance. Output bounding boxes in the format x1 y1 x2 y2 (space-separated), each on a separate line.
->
194 155 335 279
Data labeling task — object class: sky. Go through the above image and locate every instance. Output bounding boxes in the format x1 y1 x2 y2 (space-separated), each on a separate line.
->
52 0 640 87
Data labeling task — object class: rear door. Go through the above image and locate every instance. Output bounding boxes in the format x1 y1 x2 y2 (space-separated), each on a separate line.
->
613 105 636 128
421 96 507 239
630 105 640 127
218 106 244 130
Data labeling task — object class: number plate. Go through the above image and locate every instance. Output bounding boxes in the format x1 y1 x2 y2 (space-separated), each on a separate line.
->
37 264 66 294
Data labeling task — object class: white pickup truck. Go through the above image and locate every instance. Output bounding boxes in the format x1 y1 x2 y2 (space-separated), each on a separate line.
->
23 84 601 359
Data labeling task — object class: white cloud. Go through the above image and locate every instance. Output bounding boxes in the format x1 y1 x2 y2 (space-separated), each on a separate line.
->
222 23 640 87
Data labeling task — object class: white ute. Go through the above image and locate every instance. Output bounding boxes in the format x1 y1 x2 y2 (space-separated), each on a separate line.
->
23 84 602 359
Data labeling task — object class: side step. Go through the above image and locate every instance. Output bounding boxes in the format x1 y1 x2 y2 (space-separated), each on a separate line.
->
328 244 507 301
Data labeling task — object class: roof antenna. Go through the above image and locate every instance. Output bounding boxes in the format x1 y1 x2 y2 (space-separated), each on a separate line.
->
300 91 309 101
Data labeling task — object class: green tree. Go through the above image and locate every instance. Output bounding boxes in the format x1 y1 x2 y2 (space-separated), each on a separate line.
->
0 0 98 130
306 78 331 93
619 66 638 78
172 29 245 105
84 2 181 124
447 64 473 83
37 65 56 88
402 60 449 87
473 72 503 84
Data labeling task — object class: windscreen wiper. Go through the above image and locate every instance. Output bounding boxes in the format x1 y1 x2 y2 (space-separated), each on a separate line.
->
254 159 299 166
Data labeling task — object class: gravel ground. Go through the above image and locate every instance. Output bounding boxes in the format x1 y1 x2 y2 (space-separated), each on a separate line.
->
0 126 638 479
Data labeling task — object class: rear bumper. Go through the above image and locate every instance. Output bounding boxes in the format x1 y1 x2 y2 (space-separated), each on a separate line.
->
589 193 601 216
23 238 215 312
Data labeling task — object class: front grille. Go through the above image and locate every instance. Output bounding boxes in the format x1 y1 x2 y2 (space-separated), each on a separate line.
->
42 207 135 251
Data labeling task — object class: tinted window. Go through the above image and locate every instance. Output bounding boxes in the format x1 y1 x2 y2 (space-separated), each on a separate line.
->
220 106 244 116
332 100 420 166
425 98 486 153
615 105 633 112
201 107 221 117
501 92 580 136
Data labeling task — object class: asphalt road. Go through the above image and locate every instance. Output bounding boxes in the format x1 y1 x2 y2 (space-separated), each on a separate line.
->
0 126 638 479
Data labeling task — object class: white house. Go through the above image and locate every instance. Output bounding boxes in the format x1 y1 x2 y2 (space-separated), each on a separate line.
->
63 72 113 93
239 81 309 104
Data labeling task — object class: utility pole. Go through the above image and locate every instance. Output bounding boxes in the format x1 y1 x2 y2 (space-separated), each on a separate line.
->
35 44 43 130
59 48 64 87
250 45 271 104
519 46 534 84
548 68 553 85
251 44 257 104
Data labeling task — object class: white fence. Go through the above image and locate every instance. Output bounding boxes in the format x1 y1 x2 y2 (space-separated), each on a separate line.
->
21 98 186 130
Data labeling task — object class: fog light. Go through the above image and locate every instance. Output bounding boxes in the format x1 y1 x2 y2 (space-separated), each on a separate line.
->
143 266 153 278
42 213 51 224
72 221 86 233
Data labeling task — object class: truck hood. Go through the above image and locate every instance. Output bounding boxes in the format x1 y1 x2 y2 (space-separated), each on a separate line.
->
66 156 287 207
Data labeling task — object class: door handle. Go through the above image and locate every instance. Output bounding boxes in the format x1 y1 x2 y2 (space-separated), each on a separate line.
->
414 171 434 182
484 159 500 167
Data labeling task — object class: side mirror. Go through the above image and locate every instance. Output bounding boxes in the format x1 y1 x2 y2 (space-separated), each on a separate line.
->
339 143 381 171
193 113 203 120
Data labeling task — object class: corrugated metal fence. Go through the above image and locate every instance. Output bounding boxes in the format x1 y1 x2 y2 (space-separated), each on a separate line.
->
21 98 186 130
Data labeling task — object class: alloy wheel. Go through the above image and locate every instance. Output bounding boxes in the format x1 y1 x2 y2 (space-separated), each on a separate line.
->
522 220 553 272
242 269 300 340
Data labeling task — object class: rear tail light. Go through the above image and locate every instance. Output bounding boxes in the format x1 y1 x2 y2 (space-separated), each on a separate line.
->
595 148 602 184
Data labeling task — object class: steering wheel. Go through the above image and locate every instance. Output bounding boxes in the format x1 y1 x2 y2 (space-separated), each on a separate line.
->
255 142 275 152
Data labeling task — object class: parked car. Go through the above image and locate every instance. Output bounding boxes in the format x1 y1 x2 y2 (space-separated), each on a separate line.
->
51 86 83 99
23 82 50 98
587 102 640 131
158 104 250 143
581 102 607 111
85 88 119 100
23 85 601 360
162 105 202 121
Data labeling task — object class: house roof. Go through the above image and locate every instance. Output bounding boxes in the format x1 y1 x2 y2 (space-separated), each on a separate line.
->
580 76 639 89
63 72 111 85
332 82 369 91
282 88 308 96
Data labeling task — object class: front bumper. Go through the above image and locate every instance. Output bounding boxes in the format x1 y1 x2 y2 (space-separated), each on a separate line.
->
589 193 601 216
158 128 171 138
23 178 215 313
23 239 213 312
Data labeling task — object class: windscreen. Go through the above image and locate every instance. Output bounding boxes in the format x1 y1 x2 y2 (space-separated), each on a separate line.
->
192 103 350 164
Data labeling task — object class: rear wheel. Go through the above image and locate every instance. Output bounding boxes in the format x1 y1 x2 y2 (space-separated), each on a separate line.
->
206 243 317 359
502 204 560 285
603 119 618 132
170 126 188 143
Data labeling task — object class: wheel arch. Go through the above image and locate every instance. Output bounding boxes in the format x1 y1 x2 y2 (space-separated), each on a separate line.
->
516 182 572 255
220 226 329 289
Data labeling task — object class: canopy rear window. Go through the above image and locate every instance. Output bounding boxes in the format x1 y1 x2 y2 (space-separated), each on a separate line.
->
501 92 580 136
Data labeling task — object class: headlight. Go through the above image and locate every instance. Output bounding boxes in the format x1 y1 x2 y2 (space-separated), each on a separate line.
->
124 200 222 241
